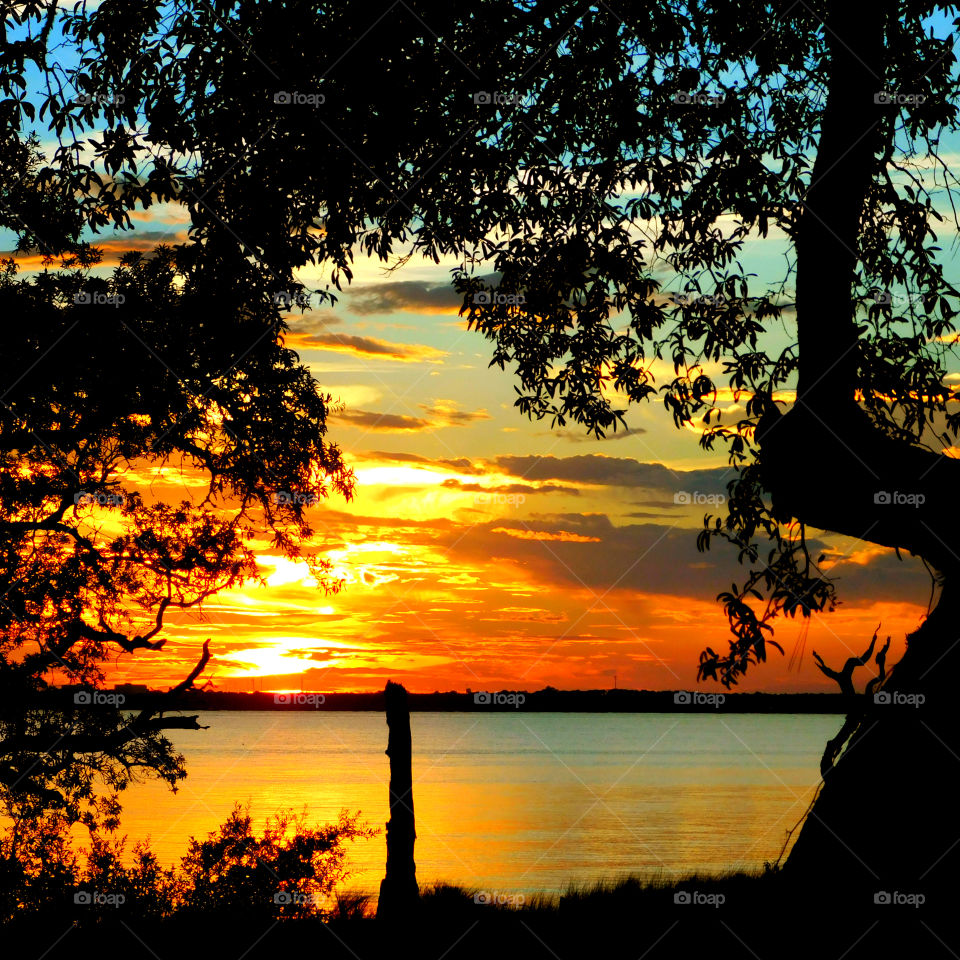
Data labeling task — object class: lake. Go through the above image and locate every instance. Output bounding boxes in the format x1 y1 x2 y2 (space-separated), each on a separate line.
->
111 711 838 899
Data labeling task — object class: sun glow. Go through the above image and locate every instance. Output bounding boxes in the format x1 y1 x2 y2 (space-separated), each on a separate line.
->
262 555 316 587
220 637 357 677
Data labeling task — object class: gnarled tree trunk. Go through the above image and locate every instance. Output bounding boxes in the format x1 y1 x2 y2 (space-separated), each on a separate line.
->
783 584 960 898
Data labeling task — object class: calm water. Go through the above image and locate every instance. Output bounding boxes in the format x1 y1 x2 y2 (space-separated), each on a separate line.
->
110 711 838 898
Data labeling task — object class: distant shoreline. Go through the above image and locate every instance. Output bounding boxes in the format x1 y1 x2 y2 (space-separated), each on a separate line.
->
45 688 850 713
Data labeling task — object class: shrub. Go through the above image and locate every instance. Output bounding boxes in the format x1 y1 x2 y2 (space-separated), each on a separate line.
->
0 803 375 923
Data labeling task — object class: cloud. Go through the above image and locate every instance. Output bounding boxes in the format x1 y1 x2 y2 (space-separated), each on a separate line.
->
817 542 930 604
349 451 729 498
419 401 491 424
5 230 191 269
545 427 648 442
434 510 932 607
335 402 492 433
302 332 448 362
312 508 461 533
441 479 577 496
95 230 190 252
354 451 731 492
127 202 191 225
493 454 733 493
492 526 603 543
281 312 345 352
356 451 485 474
347 280 464 315
479 607 568 623
443 513 732 598
334 410 432 432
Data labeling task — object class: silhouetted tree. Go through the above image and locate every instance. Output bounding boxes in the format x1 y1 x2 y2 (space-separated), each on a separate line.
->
0 100 353 828
8 0 960 890
178 804 373 918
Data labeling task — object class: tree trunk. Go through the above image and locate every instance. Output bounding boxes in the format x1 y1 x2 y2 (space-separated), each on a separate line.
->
783 582 960 902
757 0 960 896
376 680 419 919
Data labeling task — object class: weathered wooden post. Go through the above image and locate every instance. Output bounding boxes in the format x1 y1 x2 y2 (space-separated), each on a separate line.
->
376 680 419 918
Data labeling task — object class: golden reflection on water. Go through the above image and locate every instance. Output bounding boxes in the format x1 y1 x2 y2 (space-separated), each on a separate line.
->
104 712 836 898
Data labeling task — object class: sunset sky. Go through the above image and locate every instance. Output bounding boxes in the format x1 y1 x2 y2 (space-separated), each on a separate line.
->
8 178 953 696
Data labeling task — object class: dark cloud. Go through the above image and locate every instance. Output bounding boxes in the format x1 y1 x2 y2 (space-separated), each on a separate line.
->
819 547 930 606
283 311 344 337
347 280 464 316
6 230 191 267
359 451 486 474
315 504 928 608
441 479 577 496
336 405 490 433
334 410 432 431
493 454 733 493
479 609 568 623
286 648 343 663
319 509 460 533
99 229 190 250
361 450 434 464
441 512 931 606
296 332 447 361
545 427 648 442
354 451 731 493
419 403 492 424
442 513 731 598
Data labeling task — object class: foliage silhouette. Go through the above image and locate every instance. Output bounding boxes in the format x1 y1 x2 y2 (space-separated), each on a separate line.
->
0 136 353 826
0 802 373 923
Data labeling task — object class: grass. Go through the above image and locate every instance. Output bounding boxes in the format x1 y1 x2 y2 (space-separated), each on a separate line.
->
4 870 947 959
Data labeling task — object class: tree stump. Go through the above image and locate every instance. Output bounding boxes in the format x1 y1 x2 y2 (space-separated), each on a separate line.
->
376 680 419 918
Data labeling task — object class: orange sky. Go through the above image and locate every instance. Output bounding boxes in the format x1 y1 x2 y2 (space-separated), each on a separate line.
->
10 203 937 695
